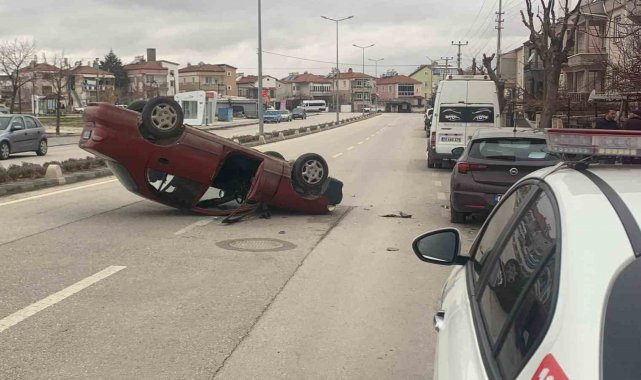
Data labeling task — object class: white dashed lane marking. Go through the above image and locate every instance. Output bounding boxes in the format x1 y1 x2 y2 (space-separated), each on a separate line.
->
174 217 217 236
332 153 344 158
347 146 355 151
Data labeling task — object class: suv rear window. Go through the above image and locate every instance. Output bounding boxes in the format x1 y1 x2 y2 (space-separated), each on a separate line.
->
469 138 553 161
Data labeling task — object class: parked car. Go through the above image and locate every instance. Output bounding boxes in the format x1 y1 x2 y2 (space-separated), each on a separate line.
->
278 109 293 122
428 75 500 168
412 128 641 380
0 105 10 114
292 107 307 120
0 114 48 160
263 110 282 123
449 128 558 223
79 97 343 217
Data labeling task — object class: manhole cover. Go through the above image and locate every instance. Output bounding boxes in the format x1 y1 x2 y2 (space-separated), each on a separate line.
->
216 238 297 252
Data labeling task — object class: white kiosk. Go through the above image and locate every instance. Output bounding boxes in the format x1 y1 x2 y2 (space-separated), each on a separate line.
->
174 90 218 126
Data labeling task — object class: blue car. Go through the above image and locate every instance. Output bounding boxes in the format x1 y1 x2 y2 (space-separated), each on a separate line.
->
263 110 282 123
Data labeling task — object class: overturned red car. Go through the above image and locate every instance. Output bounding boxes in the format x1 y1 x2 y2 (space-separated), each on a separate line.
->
79 97 342 218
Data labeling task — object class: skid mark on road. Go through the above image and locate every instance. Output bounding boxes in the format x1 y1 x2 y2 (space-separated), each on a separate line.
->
175 217 218 236
0 266 126 334
0 179 117 208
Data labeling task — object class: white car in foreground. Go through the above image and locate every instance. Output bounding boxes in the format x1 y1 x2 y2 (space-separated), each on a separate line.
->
413 128 641 380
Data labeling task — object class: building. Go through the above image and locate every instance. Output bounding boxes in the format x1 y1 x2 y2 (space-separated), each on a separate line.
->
375 75 423 112
277 72 333 109
335 68 376 112
68 65 116 107
431 65 459 94
409 64 435 105
123 49 178 99
236 75 279 99
178 63 237 97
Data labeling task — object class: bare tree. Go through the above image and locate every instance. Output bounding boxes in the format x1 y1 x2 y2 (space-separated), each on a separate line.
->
604 17 641 93
521 0 583 128
482 53 506 115
0 39 37 113
51 55 70 136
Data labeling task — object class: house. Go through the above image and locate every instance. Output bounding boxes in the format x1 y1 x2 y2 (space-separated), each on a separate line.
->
335 68 376 112
68 65 116 108
431 65 459 94
277 72 333 109
123 49 178 100
236 75 279 99
375 75 423 112
18 61 59 112
178 63 237 97
409 65 435 104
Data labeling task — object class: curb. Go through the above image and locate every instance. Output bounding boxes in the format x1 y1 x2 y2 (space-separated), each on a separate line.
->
0 168 113 197
0 114 380 198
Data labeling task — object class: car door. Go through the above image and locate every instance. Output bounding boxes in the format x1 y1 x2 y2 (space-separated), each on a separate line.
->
8 116 28 152
23 116 43 151
462 182 560 379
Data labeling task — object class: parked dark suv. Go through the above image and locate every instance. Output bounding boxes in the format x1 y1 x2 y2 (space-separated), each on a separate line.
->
292 107 307 120
449 128 558 223
0 114 48 160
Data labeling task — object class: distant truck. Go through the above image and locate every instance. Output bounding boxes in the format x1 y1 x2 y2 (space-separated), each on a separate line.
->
427 75 500 168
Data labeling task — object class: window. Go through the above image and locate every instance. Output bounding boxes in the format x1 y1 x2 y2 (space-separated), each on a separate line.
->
472 185 535 280
10 116 25 129
469 138 553 162
205 76 213 84
181 101 198 119
227 85 231 90
192 77 195 83
476 190 559 379
398 84 414 96
146 169 202 209
226 71 231 76
24 116 38 129
388 85 392 92
614 16 622 38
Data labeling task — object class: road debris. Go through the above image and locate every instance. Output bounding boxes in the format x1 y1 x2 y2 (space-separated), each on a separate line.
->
387 247 400 252
380 211 412 219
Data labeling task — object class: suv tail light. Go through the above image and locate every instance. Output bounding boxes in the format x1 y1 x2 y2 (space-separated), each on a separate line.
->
457 162 487 174
430 131 437 147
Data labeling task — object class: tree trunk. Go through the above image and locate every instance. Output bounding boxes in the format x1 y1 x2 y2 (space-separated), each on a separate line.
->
55 92 61 136
539 60 562 129
17 88 22 113
9 89 16 114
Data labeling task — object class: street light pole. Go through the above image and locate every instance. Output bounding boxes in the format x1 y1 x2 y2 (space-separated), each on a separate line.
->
257 0 264 135
321 15 353 124
368 58 384 78
353 43 374 74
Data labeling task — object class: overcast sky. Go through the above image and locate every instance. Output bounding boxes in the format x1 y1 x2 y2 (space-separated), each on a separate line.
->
0 0 529 78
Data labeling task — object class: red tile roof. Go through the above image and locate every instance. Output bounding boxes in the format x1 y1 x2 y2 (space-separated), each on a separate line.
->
20 63 59 73
237 75 257 84
376 75 421 85
178 63 225 73
337 71 374 80
283 73 331 84
70 66 114 76
123 61 167 71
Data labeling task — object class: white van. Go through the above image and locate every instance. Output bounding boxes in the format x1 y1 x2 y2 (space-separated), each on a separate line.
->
301 100 328 112
427 75 499 168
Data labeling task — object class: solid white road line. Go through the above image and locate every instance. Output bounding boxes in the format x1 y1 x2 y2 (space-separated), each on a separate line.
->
0 265 126 334
0 179 117 208
357 141 364 145
365 137 370 141
332 153 344 158
347 146 355 151
174 217 217 236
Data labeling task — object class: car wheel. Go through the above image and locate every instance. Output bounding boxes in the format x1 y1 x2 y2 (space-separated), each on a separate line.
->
450 207 467 224
504 259 521 285
141 97 184 139
36 139 48 156
127 100 147 113
434 159 443 169
292 153 329 194
264 151 285 160
427 153 435 168
0 141 9 160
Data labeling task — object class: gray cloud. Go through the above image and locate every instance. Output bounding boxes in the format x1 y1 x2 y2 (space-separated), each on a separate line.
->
0 0 528 78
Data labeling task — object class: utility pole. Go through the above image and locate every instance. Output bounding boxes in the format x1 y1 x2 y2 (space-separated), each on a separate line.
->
440 57 453 80
368 58 384 78
257 0 264 135
322 15 354 124
495 0 504 77
451 41 469 70
353 44 374 74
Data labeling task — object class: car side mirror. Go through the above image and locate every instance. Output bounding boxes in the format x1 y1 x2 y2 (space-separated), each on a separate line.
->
412 228 464 265
451 147 465 159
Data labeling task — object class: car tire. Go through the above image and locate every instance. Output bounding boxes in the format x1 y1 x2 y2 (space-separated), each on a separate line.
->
0 141 9 160
450 207 467 224
292 153 329 194
36 139 48 156
127 100 147 113
434 159 443 169
427 153 435 168
264 151 285 160
141 97 184 139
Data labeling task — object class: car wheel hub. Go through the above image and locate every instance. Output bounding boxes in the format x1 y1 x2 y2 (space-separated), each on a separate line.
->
40 141 47 154
1 145 8 157
151 104 178 130
301 160 324 184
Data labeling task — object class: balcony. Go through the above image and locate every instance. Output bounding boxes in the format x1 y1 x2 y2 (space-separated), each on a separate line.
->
566 52 607 69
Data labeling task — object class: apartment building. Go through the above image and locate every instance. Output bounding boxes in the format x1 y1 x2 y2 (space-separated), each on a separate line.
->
277 72 333 109
335 68 376 112
178 63 237 97
375 75 423 112
123 49 179 99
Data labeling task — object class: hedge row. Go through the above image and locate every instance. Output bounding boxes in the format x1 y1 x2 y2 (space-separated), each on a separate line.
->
232 114 372 144
0 156 106 184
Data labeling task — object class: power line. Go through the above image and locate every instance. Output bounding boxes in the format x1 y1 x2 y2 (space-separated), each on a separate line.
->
261 50 423 67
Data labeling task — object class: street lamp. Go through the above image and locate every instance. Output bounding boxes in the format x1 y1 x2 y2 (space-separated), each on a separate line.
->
353 43 374 74
257 0 264 135
368 57 384 78
321 15 353 124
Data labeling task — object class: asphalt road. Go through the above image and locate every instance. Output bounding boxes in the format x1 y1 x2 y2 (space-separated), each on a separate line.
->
4 112 361 166
0 113 481 379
